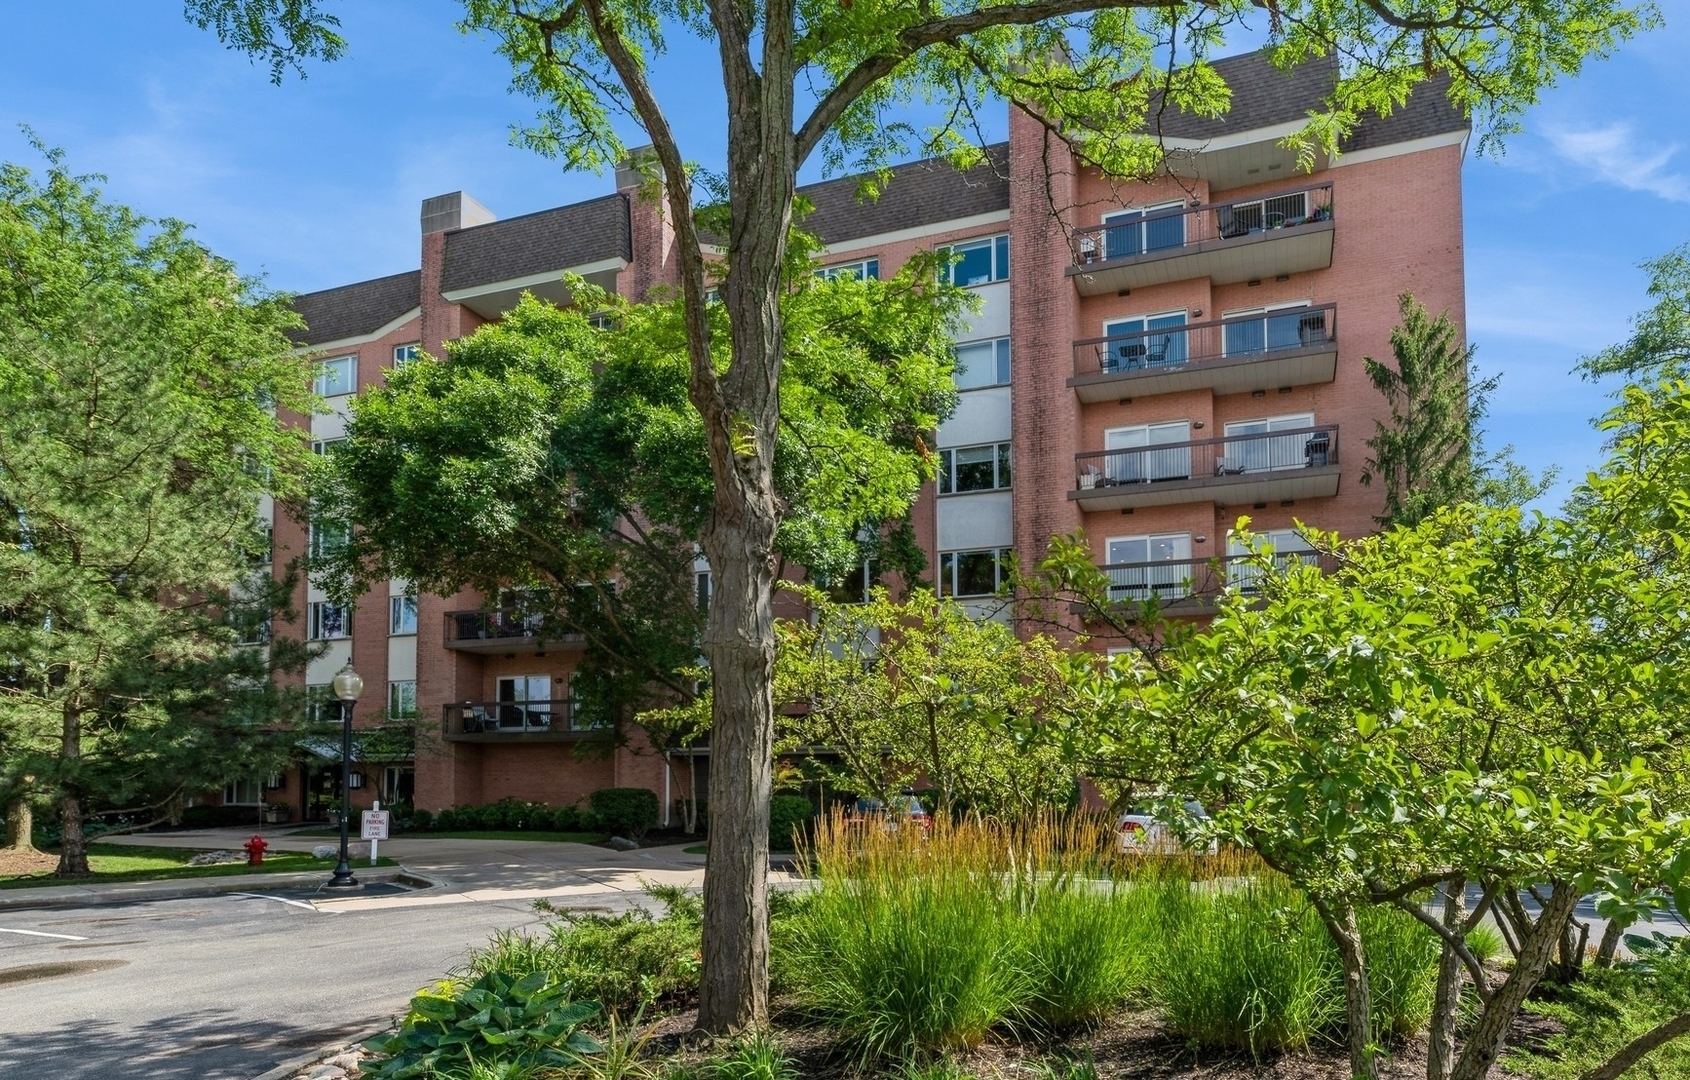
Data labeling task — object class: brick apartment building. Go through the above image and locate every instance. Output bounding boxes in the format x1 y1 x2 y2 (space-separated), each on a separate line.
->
250 50 1469 822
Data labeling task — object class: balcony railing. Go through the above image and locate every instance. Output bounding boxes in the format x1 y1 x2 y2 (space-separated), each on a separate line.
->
442 609 586 653
1071 424 1341 510
1067 182 1335 294
1093 551 1338 612
442 699 611 738
1073 303 1337 382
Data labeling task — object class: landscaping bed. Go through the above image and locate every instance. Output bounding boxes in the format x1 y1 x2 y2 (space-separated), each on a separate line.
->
0 844 397 889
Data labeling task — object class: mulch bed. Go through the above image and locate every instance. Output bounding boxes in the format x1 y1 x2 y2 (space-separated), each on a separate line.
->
0 848 59 877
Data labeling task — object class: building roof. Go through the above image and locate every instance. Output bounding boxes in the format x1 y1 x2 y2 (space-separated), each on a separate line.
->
289 270 420 347
798 143 1011 246
1148 49 1467 148
440 193 631 293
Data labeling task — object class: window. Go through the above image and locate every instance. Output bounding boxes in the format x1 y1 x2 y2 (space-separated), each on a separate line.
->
1103 534 1193 601
953 338 1011 390
383 767 415 803
224 777 262 805
940 235 1009 286
235 615 272 646
1227 528 1317 591
313 355 356 397
1101 203 1185 260
1102 312 1189 371
822 560 876 605
1095 421 1190 484
389 596 418 635
309 519 349 561
1223 301 1318 356
938 548 1009 598
392 343 421 366
695 570 712 612
387 680 418 721
306 684 334 724
817 258 879 282
311 438 346 456
1223 413 1317 473
1217 190 1312 238
308 601 350 640
938 442 1012 494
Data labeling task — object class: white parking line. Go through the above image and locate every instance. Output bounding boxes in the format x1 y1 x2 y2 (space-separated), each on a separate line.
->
228 892 331 912
0 927 89 941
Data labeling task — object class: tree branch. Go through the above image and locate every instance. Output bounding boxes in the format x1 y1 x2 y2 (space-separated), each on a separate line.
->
1391 894 1493 1001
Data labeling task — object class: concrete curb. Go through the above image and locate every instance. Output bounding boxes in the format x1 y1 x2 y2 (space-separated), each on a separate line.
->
247 1029 388 1080
0 865 437 911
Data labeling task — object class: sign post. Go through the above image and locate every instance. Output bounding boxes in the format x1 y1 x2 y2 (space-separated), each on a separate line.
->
361 801 390 866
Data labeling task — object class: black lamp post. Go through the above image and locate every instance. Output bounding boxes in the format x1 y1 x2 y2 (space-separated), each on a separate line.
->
324 663 364 889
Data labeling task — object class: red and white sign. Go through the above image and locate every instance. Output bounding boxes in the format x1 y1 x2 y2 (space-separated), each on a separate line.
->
360 810 390 841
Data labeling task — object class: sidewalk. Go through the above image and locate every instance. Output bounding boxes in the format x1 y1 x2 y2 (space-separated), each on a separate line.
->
0 864 417 910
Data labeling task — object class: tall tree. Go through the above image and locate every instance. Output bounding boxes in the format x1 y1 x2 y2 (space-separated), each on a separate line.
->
0 145 315 875
1580 243 1690 382
189 0 1659 1031
1359 293 1544 527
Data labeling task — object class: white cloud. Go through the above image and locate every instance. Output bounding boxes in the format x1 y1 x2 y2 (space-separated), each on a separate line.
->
1542 121 1690 203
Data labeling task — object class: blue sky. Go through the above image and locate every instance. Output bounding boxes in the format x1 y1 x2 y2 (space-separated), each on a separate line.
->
2 2 1687 508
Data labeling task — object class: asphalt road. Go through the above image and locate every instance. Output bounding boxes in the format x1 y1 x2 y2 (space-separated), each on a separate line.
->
0 888 570 1080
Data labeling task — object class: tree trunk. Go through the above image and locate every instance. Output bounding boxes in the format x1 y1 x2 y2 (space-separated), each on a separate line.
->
1313 896 1378 1080
55 701 91 877
1428 879 1467 1080
1595 918 1626 968
1580 1009 1690 1080
1449 883 1582 1080
2 797 36 853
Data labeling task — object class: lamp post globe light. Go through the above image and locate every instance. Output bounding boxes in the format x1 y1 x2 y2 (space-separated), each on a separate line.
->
325 663 364 889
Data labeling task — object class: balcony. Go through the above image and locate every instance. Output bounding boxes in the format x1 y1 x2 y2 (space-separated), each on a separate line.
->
1067 182 1334 296
443 610 586 655
1069 304 1338 403
1085 551 1338 619
1070 424 1341 511
442 699 611 742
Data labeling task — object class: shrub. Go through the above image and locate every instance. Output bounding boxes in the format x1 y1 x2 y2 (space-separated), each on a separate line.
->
466 885 702 1018
180 804 260 829
768 795 813 851
1357 904 1440 1039
701 1031 797 1080
1467 923 1505 965
591 788 659 841
407 807 433 832
1011 876 1162 1028
360 970 601 1078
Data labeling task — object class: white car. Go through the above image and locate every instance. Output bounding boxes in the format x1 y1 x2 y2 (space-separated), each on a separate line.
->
1117 802 1214 853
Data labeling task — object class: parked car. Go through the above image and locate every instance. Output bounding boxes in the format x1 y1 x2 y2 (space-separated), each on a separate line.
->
844 794 932 835
1117 800 1214 853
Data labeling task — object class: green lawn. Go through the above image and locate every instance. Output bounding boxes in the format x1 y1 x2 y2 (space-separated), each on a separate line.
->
683 844 708 855
294 828 608 844
0 844 398 890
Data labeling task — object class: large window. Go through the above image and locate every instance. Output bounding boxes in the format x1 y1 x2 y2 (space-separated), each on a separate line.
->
938 548 1009 598
313 355 356 397
308 601 350 641
953 337 1011 390
310 438 346 456
1104 533 1193 600
937 442 1012 494
1222 301 1318 356
1096 421 1191 484
817 258 879 282
392 343 421 366
940 235 1009 287
1101 203 1185 260
1227 528 1317 591
388 680 418 721
309 519 349 560
821 560 877 605
1222 413 1317 472
389 595 418 635
1102 312 1189 371
224 777 263 805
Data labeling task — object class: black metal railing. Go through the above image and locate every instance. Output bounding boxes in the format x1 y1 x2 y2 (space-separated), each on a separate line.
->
1073 303 1337 379
442 699 610 736
1096 551 1339 605
1074 424 1339 491
443 609 584 648
1071 182 1335 267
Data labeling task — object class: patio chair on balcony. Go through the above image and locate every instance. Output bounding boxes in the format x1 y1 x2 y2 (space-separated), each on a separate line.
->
1144 335 1174 368
463 705 493 733
1215 456 1247 476
1305 433 1331 468
1112 342 1146 372
1077 235 1098 264
1217 210 1251 239
1297 312 1327 346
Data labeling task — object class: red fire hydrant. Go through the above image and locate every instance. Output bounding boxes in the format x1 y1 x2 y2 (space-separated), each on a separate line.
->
243 835 268 866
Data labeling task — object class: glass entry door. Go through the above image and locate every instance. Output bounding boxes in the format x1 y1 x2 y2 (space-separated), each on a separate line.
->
1102 204 1185 259
1103 313 1189 371
1105 533 1193 600
1104 421 1190 483
1223 414 1314 473
496 675 551 730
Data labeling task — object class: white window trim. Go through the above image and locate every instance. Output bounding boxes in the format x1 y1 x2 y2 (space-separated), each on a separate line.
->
392 343 421 366
953 336 1011 391
308 600 351 641
937 441 1012 496
937 547 1010 598
389 595 418 636
1103 309 1187 336
940 234 1010 287
817 258 879 281
1222 412 1316 436
313 354 357 397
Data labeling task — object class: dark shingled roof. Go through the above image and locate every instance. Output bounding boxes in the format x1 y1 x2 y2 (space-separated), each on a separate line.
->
1149 49 1467 149
289 270 420 347
797 143 1011 246
440 193 631 293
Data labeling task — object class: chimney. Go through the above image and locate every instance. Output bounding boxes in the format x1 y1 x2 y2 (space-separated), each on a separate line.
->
615 146 661 192
420 191 496 234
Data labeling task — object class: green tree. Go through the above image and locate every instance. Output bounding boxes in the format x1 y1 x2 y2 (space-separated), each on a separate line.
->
1580 243 1690 382
188 0 1659 1030
1034 378 1690 1080
0 146 316 875
1360 294 1545 527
